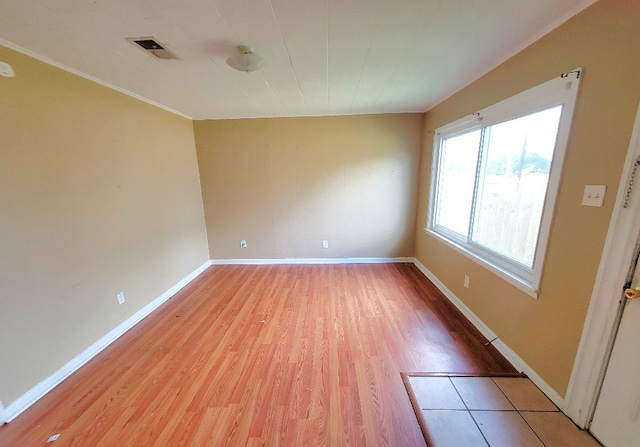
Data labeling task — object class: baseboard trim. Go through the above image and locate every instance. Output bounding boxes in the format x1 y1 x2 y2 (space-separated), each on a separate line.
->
210 257 415 265
4 260 212 423
5 258 563 423
411 259 564 408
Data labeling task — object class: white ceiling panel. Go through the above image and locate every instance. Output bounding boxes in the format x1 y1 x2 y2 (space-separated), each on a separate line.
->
270 0 329 113
327 0 387 113
0 0 598 119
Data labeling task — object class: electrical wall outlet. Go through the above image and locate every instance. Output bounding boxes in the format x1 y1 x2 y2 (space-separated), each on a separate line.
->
322 240 329 249
464 275 470 288
116 292 125 305
240 240 247 248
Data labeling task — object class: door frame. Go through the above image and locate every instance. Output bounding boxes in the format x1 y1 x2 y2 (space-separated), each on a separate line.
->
564 100 640 428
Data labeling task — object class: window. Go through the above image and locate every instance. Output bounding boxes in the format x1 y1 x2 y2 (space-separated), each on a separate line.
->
427 70 581 297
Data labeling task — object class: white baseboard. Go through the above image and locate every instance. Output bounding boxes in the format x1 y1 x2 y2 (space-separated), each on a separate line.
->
210 257 415 265
411 259 564 408
5 257 563 424
4 260 212 423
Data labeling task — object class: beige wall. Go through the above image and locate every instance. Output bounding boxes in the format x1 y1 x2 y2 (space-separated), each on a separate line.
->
0 46 209 405
3 0 637 414
415 0 640 396
194 115 422 259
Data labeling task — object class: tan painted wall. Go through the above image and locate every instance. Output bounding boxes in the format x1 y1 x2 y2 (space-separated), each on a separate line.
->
415 0 640 396
0 46 209 405
194 115 422 259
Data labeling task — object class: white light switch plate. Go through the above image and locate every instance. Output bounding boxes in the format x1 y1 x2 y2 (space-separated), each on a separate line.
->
582 185 606 207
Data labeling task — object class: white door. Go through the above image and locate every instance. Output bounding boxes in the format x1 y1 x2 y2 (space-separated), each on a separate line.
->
590 249 640 447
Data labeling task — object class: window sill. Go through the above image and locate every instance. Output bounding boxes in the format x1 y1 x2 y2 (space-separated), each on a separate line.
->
424 228 540 299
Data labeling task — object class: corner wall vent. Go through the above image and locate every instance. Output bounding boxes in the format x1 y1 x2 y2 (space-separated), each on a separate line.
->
126 37 180 60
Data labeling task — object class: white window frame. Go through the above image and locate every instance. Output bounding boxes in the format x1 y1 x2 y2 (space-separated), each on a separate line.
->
426 69 582 298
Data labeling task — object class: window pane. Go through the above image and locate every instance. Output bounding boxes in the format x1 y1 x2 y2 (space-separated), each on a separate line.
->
434 129 481 237
472 106 562 267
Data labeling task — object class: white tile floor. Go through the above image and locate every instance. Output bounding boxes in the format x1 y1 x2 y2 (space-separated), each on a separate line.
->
405 375 603 447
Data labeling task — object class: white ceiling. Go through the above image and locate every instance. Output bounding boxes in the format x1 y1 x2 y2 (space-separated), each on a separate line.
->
0 0 596 120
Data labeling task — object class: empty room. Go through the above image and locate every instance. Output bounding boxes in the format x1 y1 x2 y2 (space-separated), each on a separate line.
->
1 0 639 445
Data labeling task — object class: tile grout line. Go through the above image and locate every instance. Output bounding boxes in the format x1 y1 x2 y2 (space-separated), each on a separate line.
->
449 377 492 447
410 374 599 447
517 409 549 447
490 377 549 447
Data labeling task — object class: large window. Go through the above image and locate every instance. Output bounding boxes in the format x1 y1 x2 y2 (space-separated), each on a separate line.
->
427 70 581 297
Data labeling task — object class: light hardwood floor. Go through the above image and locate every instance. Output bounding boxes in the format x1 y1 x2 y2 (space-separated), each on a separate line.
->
0 263 515 446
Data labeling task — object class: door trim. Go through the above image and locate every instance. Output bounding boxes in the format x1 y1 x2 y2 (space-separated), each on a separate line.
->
0 400 6 425
564 100 640 428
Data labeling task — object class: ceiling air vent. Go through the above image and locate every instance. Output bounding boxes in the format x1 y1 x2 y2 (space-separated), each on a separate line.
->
126 37 180 60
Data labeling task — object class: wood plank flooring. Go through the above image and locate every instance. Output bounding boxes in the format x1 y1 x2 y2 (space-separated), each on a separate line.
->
0 263 515 446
